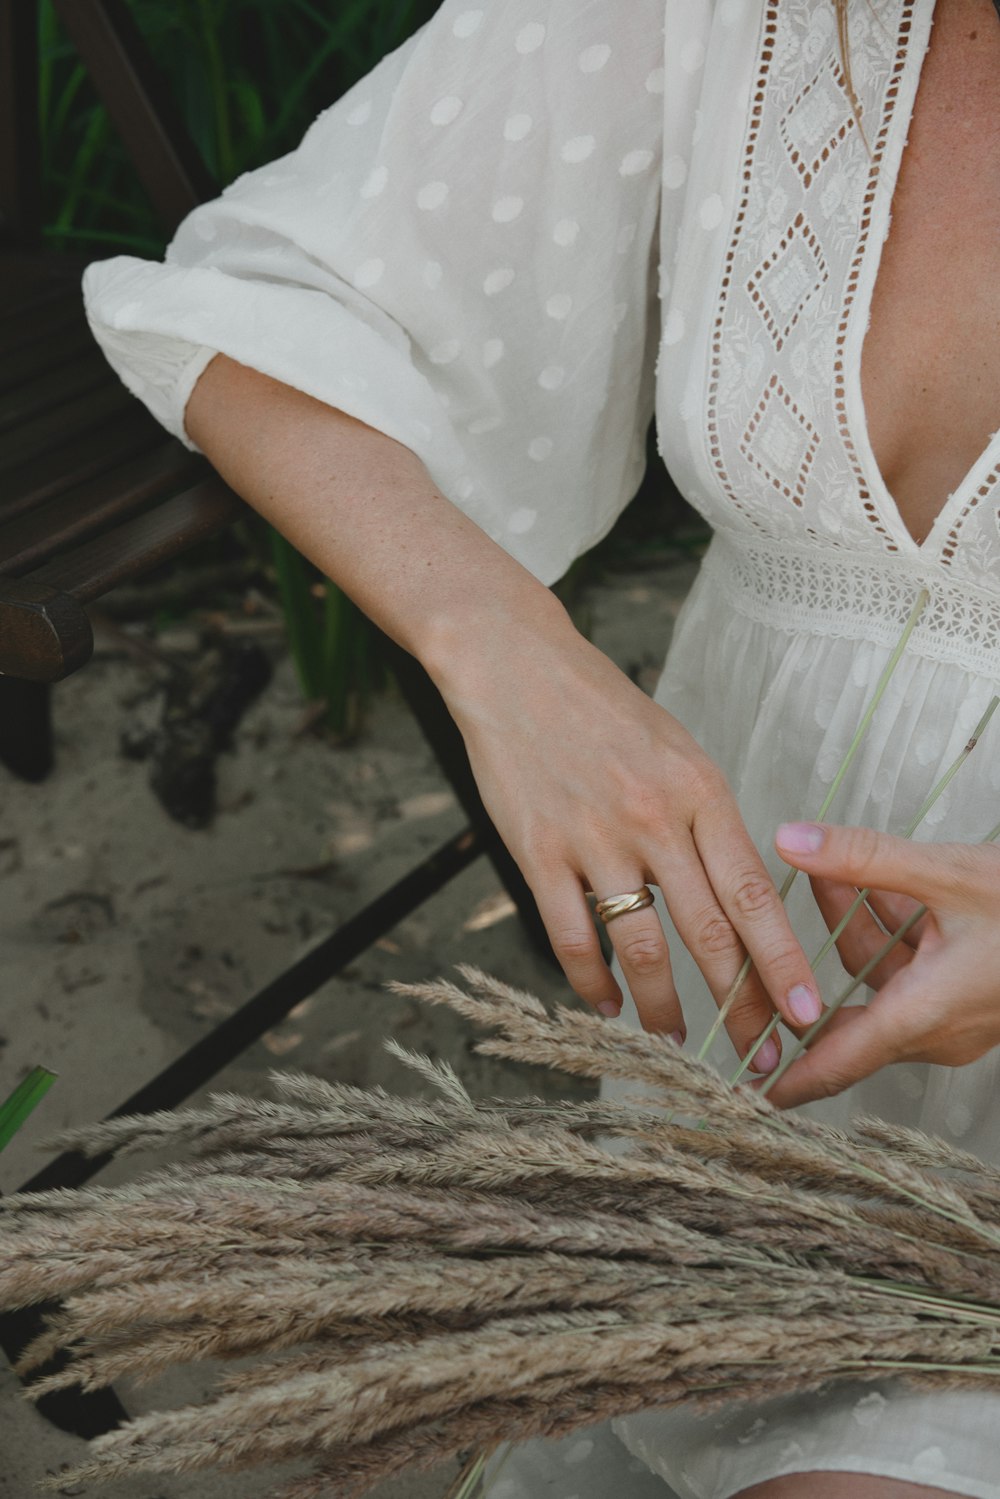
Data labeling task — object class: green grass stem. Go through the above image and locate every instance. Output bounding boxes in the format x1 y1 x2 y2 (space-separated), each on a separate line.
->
731 694 1000 1084
697 588 930 1066
759 816 1000 1097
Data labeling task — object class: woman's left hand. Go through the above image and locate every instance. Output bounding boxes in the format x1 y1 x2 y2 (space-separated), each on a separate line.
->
761 821 1000 1109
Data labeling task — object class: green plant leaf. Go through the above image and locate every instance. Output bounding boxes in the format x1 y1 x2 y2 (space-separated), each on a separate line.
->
270 529 325 703
0 1068 57 1155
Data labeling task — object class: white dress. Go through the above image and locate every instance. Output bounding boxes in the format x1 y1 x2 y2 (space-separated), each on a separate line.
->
82 1 1000 1493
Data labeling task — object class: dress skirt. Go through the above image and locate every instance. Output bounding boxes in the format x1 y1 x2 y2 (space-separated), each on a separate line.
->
492 531 1000 1498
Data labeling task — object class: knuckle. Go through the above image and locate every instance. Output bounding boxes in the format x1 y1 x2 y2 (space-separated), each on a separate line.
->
728 868 778 921
523 833 569 876
551 926 600 965
724 992 770 1038
627 783 670 828
635 802 675 847
810 1065 855 1102
846 824 883 878
691 908 741 959
616 929 669 976
687 759 728 804
755 938 808 982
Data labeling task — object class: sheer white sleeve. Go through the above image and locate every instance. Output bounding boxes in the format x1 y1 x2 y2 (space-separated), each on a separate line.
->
82 1 666 584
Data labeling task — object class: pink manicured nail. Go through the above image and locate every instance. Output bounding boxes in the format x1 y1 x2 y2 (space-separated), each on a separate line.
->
776 822 826 854
751 1038 779 1074
788 983 822 1025
670 1029 685 1047
598 1000 621 1018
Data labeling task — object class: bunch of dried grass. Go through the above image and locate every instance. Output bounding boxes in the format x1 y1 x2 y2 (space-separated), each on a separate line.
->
4 967 1000 1498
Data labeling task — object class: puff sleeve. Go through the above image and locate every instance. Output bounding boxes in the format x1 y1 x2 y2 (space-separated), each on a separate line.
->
83 1 666 584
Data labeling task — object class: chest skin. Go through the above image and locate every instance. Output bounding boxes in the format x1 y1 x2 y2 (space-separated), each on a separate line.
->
861 0 1000 544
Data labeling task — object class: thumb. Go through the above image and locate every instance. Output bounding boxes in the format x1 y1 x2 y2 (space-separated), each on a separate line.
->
774 822 958 907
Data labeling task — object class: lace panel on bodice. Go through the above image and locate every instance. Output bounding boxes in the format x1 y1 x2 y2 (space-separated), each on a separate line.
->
697 0 1000 582
706 529 1000 680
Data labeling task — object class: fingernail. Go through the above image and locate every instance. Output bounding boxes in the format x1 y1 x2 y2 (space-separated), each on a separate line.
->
751 1038 779 1074
598 1000 621 1018
669 1029 685 1047
788 982 822 1025
776 821 826 854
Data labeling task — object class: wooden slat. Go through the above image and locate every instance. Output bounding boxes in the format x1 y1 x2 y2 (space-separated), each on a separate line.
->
52 0 216 236
0 0 40 247
0 318 95 397
30 476 244 602
0 406 164 519
0 287 86 356
0 442 205 573
0 382 139 475
0 348 112 433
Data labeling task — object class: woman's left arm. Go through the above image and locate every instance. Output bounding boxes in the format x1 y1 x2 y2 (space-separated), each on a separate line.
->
761 821 1000 1108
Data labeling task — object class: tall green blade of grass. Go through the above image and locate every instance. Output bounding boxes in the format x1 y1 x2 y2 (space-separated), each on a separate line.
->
270 531 325 704
0 1068 57 1155
322 579 353 733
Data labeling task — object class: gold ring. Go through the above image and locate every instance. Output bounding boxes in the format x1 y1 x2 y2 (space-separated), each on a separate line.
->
593 886 655 924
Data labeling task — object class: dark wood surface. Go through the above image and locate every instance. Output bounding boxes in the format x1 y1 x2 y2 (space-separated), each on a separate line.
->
0 0 41 245
0 253 243 684
51 0 214 230
0 0 224 687
0 443 205 572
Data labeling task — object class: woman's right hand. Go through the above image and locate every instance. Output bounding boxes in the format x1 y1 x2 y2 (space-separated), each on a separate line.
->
431 599 822 1074
183 361 818 1071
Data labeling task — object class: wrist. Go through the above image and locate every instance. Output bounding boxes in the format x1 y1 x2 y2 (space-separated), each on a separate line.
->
418 575 578 706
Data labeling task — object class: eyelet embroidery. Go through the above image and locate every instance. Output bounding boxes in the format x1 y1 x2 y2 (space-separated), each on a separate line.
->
705 3 907 551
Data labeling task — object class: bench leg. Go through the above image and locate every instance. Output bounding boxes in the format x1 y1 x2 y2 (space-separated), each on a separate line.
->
0 679 54 781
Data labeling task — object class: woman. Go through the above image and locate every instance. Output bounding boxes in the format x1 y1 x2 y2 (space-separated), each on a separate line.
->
83 0 1000 1493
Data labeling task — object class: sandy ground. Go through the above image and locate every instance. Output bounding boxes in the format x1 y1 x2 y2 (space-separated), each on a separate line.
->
0 553 697 1499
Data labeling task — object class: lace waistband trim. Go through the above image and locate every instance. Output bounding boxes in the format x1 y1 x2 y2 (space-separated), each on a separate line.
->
704 531 1000 681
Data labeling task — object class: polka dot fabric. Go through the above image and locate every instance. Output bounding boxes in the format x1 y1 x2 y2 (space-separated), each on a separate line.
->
83 2 1000 1495
83 0 665 587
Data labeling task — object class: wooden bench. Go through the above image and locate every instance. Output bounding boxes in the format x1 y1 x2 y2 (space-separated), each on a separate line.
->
0 0 239 779
0 0 553 1438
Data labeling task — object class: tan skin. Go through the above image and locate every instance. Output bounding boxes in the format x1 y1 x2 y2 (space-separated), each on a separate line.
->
738 2 1000 1494
863 0 1000 543
184 3 998 1493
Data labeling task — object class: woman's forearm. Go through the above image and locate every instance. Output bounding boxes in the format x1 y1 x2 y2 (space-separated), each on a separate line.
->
183 353 575 693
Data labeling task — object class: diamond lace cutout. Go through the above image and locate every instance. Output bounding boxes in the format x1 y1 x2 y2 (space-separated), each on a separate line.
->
748 212 829 352
779 56 855 190
740 375 820 507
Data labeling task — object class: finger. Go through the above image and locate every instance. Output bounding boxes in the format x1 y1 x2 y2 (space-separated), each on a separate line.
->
776 822 999 909
862 886 927 947
596 880 684 1036
692 803 822 1035
530 878 623 1018
808 876 913 988
762 1000 904 1110
661 859 784 1073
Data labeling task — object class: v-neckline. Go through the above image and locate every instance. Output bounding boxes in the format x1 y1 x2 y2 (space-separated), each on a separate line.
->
846 0 1000 557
